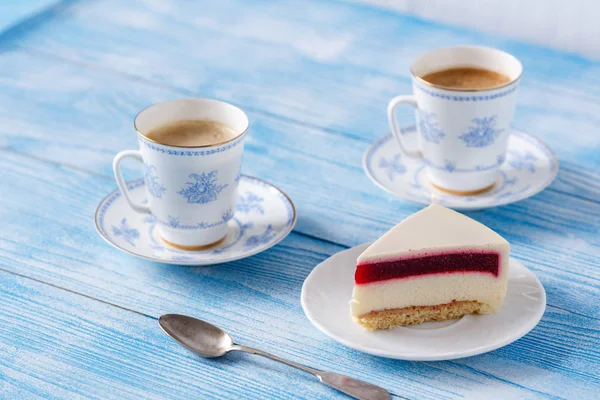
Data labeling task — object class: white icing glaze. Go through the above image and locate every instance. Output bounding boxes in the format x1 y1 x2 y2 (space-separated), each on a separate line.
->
357 204 510 263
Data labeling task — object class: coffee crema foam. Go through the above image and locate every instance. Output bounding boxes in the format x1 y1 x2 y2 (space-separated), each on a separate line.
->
421 67 511 90
145 119 238 147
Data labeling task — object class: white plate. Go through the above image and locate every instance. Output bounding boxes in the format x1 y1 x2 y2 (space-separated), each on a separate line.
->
301 244 546 361
95 176 296 265
363 127 558 210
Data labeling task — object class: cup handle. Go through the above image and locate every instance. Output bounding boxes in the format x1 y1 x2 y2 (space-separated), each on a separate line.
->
113 150 151 214
387 95 422 158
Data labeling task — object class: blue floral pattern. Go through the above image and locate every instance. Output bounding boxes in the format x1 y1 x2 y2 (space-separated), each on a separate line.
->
211 222 253 255
111 218 140 246
237 192 265 214
443 160 456 173
164 208 233 230
508 151 537 173
178 171 228 204
167 216 180 228
221 208 234 222
171 256 195 262
144 164 166 198
379 154 406 181
424 157 502 173
414 81 518 101
459 116 504 148
245 225 276 249
417 110 446 144
139 135 244 156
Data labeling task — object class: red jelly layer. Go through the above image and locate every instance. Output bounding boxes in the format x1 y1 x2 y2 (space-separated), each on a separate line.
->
355 251 499 284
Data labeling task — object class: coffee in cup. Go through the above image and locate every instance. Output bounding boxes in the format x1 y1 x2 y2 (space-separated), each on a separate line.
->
146 119 239 147
421 67 511 91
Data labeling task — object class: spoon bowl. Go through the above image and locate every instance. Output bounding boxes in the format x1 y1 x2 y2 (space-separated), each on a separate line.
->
159 314 232 358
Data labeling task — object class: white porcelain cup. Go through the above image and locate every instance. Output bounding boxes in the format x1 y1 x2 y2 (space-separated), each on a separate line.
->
388 46 522 194
113 98 248 249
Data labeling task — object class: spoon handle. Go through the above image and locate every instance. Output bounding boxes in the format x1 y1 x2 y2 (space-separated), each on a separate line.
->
230 345 391 400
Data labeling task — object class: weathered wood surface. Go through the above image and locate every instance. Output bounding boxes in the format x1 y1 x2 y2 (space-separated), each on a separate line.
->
0 0 599 399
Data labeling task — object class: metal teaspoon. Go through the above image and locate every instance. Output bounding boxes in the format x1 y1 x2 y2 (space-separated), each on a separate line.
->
158 314 391 400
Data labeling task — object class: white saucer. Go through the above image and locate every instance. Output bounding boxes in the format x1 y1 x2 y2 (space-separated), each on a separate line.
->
301 244 546 361
95 176 297 265
363 127 558 210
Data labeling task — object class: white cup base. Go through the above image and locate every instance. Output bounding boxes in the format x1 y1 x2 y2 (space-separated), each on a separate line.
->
158 224 229 249
427 169 498 194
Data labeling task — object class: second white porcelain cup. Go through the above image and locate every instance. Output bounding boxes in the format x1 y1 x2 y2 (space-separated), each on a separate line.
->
388 46 522 194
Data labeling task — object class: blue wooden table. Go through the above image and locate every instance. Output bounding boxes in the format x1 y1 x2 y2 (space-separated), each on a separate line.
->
1 1 599 399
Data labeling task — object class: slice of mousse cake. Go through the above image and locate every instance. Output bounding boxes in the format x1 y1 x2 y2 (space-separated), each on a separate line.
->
350 204 510 330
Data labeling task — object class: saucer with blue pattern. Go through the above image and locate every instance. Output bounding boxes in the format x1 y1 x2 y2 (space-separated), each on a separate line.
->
363 127 558 210
95 176 297 265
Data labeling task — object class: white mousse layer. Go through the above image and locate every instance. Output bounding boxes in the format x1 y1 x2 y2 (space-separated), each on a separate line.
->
351 271 508 317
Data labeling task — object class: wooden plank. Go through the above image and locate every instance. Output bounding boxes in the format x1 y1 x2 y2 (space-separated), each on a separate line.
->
0 270 354 400
0 149 599 400
3 0 600 181
0 0 60 34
